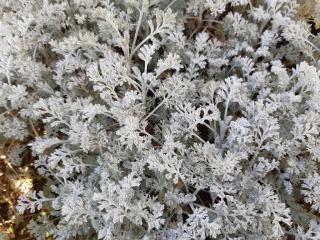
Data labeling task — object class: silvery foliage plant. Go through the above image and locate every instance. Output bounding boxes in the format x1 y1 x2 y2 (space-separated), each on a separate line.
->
0 0 320 239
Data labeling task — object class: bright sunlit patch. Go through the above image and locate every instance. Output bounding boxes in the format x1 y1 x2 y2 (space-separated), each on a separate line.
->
14 178 33 194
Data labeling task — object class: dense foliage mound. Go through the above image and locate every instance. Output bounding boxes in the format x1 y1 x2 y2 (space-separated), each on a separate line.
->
1 0 320 239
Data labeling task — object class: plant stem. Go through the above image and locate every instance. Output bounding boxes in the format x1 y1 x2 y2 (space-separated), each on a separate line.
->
131 7 145 55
